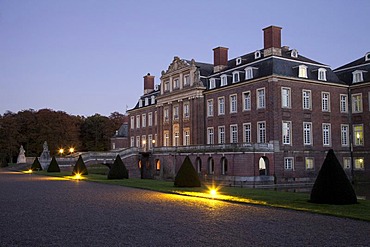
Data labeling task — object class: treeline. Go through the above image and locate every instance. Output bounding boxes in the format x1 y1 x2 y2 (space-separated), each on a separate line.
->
0 109 125 163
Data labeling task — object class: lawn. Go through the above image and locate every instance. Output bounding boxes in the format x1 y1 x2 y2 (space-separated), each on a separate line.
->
27 170 370 222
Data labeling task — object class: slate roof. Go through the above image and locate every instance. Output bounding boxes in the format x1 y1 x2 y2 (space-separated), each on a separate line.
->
334 53 370 85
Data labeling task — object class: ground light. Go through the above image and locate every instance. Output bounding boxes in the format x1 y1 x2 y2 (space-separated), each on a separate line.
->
24 169 33 174
73 173 82 180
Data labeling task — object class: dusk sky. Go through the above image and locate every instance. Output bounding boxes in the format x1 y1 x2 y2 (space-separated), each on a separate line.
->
1 0 369 117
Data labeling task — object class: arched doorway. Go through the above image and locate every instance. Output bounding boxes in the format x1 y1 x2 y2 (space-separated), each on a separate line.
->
196 157 202 174
221 157 228 175
258 156 269 176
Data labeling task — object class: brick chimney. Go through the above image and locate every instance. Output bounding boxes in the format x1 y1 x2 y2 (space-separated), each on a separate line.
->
263 25 282 57
213 47 228 73
143 73 154 94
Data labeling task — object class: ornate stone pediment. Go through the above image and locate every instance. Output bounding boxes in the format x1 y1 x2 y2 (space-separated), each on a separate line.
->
162 56 191 75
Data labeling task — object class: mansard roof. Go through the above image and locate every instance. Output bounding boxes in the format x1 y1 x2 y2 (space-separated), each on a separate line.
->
334 53 370 85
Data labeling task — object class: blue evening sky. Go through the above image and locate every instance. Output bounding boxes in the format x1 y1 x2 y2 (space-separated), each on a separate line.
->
1 0 369 117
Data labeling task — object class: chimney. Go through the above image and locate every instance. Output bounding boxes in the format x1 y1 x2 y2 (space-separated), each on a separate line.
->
263 25 282 57
143 73 154 94
213 47 228 73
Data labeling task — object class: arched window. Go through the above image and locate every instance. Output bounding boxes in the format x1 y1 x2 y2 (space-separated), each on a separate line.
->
155 159 161 171
258 156 269 176
208 157 214 175
196 157 202 173
221 157 228 175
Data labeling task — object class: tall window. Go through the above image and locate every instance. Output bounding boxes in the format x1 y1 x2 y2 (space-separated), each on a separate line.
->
173 105 179 120
183 129 190 146
298 65 308 78
352 70 364 83
130 137 134 147
207 99 214 117
322 92 330 112
130 116 135 129
243 91 251 111
281 87 291 108
233 72 240 83
230 94 237 113
282 121 291 145
209 78 216 89
340 94 348 113
218 126 225 144
245 67 253 80
257 88 265 109
305 158 314 170
154 111 157 126
343 157 351 170
354 158 364 170
173 78 179 89
341 125 349 147
173 131 179 146
302 90 311 110
164 108 169 122
148 112 153 126
148 135 153 149
142 114 146 128
207 128 214 144
183 102 190 118
136 136 140 148
352 93 363 113
284 157 294 170
164 80 170 91
353 125 364 146
322 123 331 146
303 122 312 145
136 115 140 129
221 75 227 86
230 125 238 143
164 131 169 146
318 68 327 81
218 97 225 115
257 121 266 143
243 123 251 143
184 74 190 86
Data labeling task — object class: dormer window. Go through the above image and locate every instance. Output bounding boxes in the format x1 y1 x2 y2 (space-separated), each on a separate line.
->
144 98 149 106
291 49 298 58
220 74 228 86
236 57 242 65
139 99 143 107
245 67 254 80
352 70 364 83
232 71 240 83
209 78 216 89
318 68 327 81
298 65 308 78
151 95 155 104
254 50 261 59
365 52 370 61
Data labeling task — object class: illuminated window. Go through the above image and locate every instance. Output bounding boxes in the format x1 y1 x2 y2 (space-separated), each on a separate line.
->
298 65 308 78
284 157 294 170
353 125 364 146
340 94 348 113
230 94 237 113
156 159 161 171
354 158 364 170
282 121 291 145
352 93 363 113
302 90 311 110
341 125 349 147
305 157 314 170
230 124 238 143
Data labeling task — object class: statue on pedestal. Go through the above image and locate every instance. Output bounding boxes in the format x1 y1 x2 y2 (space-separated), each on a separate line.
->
39 141 51 169
17 145 26 164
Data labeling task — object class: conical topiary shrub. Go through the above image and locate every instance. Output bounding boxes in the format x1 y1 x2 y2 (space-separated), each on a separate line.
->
72 155 88 175
107 155 129 179
0 157 8 167
310 149 357 205
174 156 201 187
30 157 43 171
47 156 60 172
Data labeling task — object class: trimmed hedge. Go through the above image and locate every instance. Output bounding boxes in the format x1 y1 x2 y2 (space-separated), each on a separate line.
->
107 155 129 179
174 156 201 187
47 156 60 172
30 157 43 171
72 155 88 175
310 149 357 205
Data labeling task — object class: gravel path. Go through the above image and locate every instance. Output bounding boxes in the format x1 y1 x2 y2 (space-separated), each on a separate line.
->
0 170 369 247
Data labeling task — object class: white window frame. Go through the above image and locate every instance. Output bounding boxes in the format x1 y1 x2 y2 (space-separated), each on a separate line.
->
254 50 261 59
282 121 291 145
218 97 225 115
257 121 266 143
281 87 291 108
343 157 351 170
303 122 312 146
321 92 330 112
183 129 190 146
340 94 348 113
220 74 228 86
130 137 134 147
183 102 190 118
352 70 364 83
173 78 180 89
352 93 363 113
148 112 153 127
243 123 251 143
142 114 146 128
207 99 214 117
341 124 349 147
130 116 135 129
218 126 225 144
305 157 314 170
302 89 312 110
184 74 190 86
243 91 251 111
136 115 140 129
291 49 298 58
257 88 265 109
318 68 327 81
209 78 216 89
245 67 253 80
136 136 140 148
232 71 240 83
164 80 170 91
284 157 294 170
322 123 331 146
207 127 214 145
164 131 169 147
230 94 237 113
230 124 238 144
298 65 308 78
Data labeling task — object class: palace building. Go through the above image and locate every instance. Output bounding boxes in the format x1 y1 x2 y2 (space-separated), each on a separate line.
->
112 25 369 184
